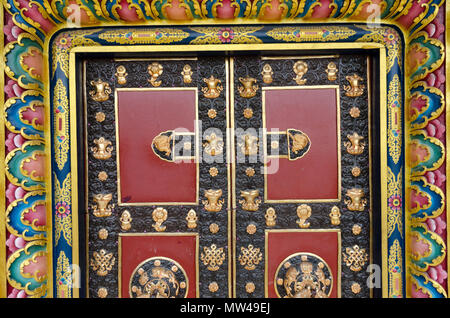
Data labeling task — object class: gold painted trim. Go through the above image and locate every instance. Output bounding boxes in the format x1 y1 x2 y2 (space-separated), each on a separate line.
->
118 232 199 298
0 4 6 298
114 87 199 206
230 57 237 298
69 51 80 298
446 0 450 298
114 57 198 62
261 55 339 60
262 85 341 203
225 58 232 298
60 41 388 298
264 229 342 298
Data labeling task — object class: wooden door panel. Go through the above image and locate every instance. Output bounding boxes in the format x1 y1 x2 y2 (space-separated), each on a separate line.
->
83 57 231 298
232 55 373 298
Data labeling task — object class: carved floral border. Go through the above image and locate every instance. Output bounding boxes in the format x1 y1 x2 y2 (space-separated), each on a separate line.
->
0 0 447 298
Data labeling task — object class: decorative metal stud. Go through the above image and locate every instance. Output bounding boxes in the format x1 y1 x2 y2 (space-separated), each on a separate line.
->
207 108 217 119
97 287 108 298
203 132 224 156
351 283 361 294
243 107 253 119
98 228 108 240
351 166 361 177
209 282 219 293
245 167 255 177
209 167 219 177
246 223 257 235
95 112 105 122
98 171 108 181
352 224 362 235
246 282 256 294
209 223 219 234
349 106 361 118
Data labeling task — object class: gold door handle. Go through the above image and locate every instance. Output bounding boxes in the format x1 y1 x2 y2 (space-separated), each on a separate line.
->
266 128 311 161
151 130 195 162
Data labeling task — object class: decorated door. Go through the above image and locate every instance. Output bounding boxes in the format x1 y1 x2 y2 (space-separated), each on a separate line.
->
82 53 375 298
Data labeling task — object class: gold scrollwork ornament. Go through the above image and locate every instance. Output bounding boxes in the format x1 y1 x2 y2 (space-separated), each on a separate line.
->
343 245 369 272
345 188 367 211
91 137 113 160
148 62 163 87
152 207 168 232
186 209 198 229
201 244 226 271
181 64 193 84
293 61 308 85
296 204 312 228
261 64 273 84
90 249 116 276
239 190 261 211
115 65 128 85
344 132 365 155
238 76 259 98
92 193 114 217
120 210 132 231
89 79 112 102
238 245 262 270
202 75 223 98
344 74 365 97
202 189 224 212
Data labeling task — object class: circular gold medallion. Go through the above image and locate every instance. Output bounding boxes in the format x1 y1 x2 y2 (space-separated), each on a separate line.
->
208 108 217 119
209 223 219 234
95 112 106 122
352 224 362 235
97 287 108 298
246 223 257 235
246 282 256 294
351 282 361 294
275 253 333 298
129 257 188 298
98 228 108 240
209 167 219 177
98 171 108 181
209 282 219 293
245 167 255 177
351 167 361 177
349 106 361 118
243 108 253 119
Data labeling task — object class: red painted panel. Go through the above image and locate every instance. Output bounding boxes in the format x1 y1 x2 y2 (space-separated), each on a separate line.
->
116 90 197 203
265 88 339 200
266 230 340 298
120 234 198 298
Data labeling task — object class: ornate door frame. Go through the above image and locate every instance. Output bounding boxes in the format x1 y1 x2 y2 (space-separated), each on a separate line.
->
1 0 448 299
